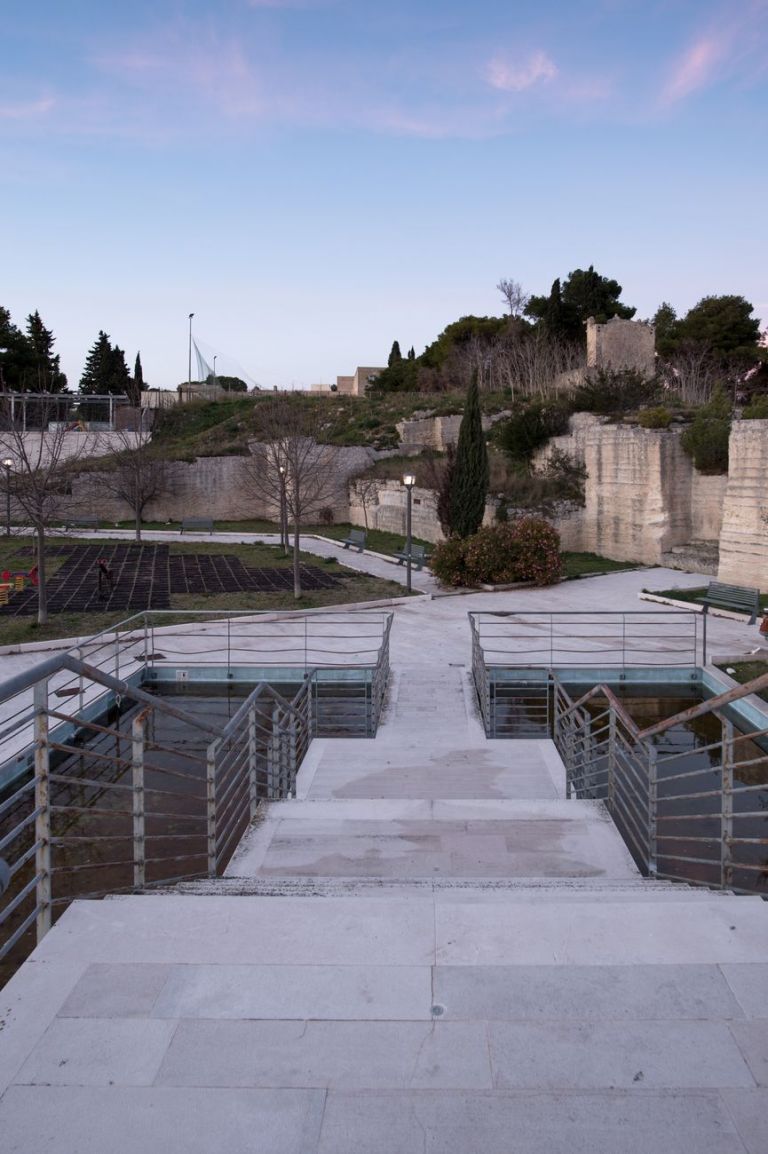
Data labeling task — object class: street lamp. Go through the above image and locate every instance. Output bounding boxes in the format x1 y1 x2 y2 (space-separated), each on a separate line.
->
3 459 13 537
213 355 218 389
278 464 289 553
188 313 195 386
402 473 416 593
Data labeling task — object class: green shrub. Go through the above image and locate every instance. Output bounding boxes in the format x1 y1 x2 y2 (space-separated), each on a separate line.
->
743 395 768 419
637 406 673 429
680 386 732 474
430 535 471 587
573 369 661 416
431 518 561 588
495 400 572 462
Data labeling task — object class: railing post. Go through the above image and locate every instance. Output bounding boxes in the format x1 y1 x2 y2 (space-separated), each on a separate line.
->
206 741 218 877
131 712 146 890
288 716 297 796
607 706 617 815
702 607 708 667
721 718 734 889
647 744 658 877
248 701 259 821
33 678 52 943
268 705 281 799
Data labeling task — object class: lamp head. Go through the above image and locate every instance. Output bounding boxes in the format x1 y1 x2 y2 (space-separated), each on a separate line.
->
2 459 12 469
402 474 416 488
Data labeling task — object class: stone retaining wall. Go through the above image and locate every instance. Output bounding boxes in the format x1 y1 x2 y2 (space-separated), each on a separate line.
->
717 420 768 587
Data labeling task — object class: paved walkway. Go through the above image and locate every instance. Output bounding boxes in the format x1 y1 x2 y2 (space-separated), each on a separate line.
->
1 561 767 1152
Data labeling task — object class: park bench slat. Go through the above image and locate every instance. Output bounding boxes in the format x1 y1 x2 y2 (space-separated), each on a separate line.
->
342 528 366 552
394 543 430 571
697 581 760 624
180 518 214 534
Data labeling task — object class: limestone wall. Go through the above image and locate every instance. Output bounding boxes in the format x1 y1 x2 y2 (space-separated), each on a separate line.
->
534 416 726 564
349 479 496 544
396 412 501 452
717 420 768 587
71 446 377 525
586 316 656 377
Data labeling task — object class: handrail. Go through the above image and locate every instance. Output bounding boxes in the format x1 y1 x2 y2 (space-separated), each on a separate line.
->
636 670 768 739
557 682 641 739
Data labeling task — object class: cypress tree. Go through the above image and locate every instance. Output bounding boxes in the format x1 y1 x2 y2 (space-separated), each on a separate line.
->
388 340 402 367
449 370 489 538
134 352 145 391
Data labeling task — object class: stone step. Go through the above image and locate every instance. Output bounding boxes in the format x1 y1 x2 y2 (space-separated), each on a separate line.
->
162 876 724 899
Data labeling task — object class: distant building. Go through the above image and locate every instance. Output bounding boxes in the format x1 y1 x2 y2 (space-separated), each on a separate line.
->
586 317 656 378
334 367 386 396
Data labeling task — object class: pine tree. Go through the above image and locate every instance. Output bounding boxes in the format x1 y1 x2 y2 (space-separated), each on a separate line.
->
25 311 67 392
388 340 402 367
449 370 489 538
79 331 113 394
107 345 131 395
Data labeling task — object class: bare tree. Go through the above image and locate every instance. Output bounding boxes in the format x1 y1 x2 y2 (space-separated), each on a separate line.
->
96 423 172 541
239 397 343 599
0 400 96 624
658 346 719 406
494 328 584 399
350 474 380 532
496 278 530 318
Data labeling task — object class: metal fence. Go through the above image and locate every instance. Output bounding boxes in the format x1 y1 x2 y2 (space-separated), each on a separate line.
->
553 672 768 893
0 609 392 980
469 609 702 674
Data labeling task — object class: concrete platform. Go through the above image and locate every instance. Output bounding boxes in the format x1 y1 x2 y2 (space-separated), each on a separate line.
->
2 571 768 1152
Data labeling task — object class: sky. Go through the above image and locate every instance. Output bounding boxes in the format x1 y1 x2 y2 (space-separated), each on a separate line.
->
2 0 767 390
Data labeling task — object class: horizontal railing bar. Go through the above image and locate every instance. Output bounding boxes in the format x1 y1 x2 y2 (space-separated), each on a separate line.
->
0 809 41 854
9 841 42 876
0 907 38 960
0 779 35 819
0 874 42 926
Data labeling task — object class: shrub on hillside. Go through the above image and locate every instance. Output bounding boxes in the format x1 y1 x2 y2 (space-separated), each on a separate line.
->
573 368 661 416
495 400 572 463
431 518 561 588
680 386 732 474
743 395 768 419
637 406 673 429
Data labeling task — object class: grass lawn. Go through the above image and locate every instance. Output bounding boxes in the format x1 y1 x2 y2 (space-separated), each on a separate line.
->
561 552 643 579
648 585 768 614
0 533 412 648
715 660 768 703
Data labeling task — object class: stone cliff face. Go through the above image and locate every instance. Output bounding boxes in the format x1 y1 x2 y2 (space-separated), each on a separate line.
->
717 420 768 587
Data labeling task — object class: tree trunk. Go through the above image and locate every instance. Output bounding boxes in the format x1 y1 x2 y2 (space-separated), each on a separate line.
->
135 508 142 542
36 523 48 625
292 518 302 601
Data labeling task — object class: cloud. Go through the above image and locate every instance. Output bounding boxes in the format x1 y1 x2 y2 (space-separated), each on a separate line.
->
661 1 768 106
486 51 558 93
0 97 56 119
661 36 723 104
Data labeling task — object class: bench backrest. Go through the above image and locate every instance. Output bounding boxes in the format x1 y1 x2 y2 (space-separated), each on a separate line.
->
348 529 366 543
706 582 760 610
181 518 214 530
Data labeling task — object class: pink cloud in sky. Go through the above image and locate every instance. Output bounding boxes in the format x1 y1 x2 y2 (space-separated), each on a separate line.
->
486 51 558 93
0 97 56 119
661 36 723 104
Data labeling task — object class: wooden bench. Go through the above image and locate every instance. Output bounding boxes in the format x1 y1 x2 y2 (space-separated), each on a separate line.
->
342 528 367 553
180 517 214 534
65 515 99 530
697 581 761 624
394 543 430 571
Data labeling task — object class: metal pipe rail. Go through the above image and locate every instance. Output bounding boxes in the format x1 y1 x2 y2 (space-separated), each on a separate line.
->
1 607 393 981
469 609 702 670
552 673 768 892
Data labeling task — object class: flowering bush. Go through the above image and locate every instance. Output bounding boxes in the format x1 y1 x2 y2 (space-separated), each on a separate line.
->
431 517 561 588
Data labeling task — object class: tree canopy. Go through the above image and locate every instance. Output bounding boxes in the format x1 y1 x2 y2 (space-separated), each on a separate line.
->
526 266 635 342
449 371 489 538
0 306 67 392
79 331 132 396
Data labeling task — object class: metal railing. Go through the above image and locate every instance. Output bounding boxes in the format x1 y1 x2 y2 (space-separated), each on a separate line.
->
469 609 702 674
0 609 393 981
552 671 768 892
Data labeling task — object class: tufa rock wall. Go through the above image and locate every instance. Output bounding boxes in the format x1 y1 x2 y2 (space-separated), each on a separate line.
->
717 420 768 588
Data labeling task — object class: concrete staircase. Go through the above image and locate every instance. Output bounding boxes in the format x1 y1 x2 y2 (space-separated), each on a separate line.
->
2 661 768 1152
